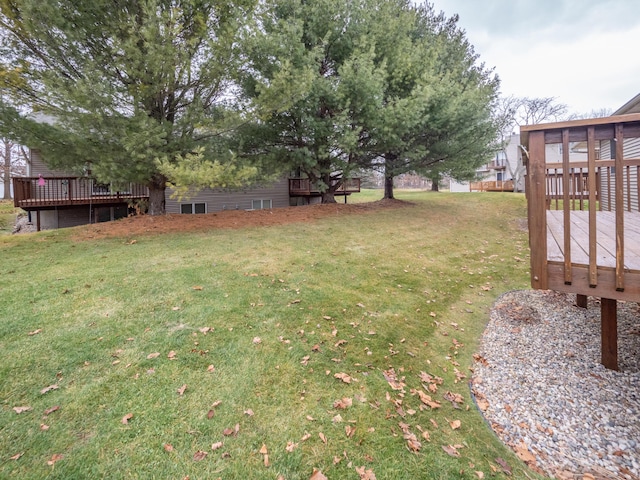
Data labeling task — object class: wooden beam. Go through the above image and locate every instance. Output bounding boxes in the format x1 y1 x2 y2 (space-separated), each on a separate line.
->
562 129 572 284
576 294 588 308
601 298 618 370
615 124 625 291
527 130 548 290
587 127 598 287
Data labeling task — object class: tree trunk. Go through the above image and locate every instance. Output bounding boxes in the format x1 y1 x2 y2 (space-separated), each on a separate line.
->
320 172 337 204
3 141 12 200
431 180 439 192
147 173 166 215
383 174 394 199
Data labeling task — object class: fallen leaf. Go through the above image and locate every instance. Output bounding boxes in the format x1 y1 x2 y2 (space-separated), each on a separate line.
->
121 413 133 424
495 457 512 475
301 432 312 442
47 454 63 466
207 364 215 372
475 471 485 479
146 352 160 359
193 450 207 461
334 372 352 384
514 441 536 464
244 408 255 416
449 419 461 430
345 425 356 438
264 453 270 467
442 445 460 457
211 400 222 408
13 406 31 414
177 384 187 395
319 432 327 444
44 405 60 415
207 409 215 419
164 443 174 452
28 329 42 336
310 469 328 480
40 384 59 395
404 432 421 452
306 415 315 421
259 444 268 454
192 286 204 291
332 414 343 423
356 465 377 480
252 337 262 344
333 397 353 409
211 442 223 451
10 452 23 460
40 424 50 431
286 441 298 452
168 351 177 360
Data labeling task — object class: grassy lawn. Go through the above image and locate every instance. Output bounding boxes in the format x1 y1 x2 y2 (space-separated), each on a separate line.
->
0 192 538 479
0 200 20 235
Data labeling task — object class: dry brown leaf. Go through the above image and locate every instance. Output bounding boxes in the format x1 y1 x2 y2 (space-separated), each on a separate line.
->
334 372 352 384
333 456 342 465
223 427 234 436
301 355 310 366
207 364 215 372
495 457 512 475
13 406 31 414
47 454 63 466
259 444 268 454
177 384 187 395
404 432 421 452
244 408 255 416
449 419 461 430
301 432 312 442
146 352 160 359
332 414 343 423
475 472 485 479
263 454 270 467
193 450 207 461
43 405 60 415
442 445 460 457
211 442 223 451
192 286 204 291
286 441 298 452
211 400 222 408
40 384 59 395
319 432 327 444
515 441 536 464
28 328 42 336
310 469 328 480
333 397 353 409
163 443 174 452
121 413 133 424
345 425 356 438
167 351 177 360
40 424 50 431
207 410 215 419
10 452 23 460
306 415 315 421
252 337 262 344
356 465 377 480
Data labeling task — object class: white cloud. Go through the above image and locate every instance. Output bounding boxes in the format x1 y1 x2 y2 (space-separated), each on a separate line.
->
431 0 640 114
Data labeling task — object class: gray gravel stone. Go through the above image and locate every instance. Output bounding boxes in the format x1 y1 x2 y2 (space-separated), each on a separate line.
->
472 290 640 480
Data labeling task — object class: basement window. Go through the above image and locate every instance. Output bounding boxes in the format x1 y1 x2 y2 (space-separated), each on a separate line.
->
251 199 272 210
180 203 206 214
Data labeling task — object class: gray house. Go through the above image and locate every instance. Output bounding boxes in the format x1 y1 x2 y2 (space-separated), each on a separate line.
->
13 149 360 230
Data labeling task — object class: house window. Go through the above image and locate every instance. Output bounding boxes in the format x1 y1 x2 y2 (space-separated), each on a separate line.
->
180 203 206 214
251 199 272 210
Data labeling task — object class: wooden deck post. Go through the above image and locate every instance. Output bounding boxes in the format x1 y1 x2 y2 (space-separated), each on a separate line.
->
527 130 548 290
601 298 618 371
576 294 588 308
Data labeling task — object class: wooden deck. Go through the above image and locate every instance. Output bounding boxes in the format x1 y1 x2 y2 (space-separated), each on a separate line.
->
521 113 640 370
289 178 361 197
469 180 514 192
13 177 149 210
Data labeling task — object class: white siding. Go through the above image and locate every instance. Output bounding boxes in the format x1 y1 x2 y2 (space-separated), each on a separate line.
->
599 137 640 211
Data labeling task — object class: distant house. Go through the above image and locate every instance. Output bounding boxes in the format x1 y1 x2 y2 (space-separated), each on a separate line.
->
13 149 360 230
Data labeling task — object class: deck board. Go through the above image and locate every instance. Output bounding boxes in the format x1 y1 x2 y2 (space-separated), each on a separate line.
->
547 210 640 271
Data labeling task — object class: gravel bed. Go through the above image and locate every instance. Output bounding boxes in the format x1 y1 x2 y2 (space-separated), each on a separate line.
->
471 290 640 480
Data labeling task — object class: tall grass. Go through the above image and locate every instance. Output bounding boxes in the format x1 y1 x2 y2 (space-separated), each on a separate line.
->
0 192 538 479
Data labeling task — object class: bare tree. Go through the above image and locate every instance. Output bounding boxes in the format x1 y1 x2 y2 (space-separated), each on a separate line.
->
0 138 28 200
494 96 568 192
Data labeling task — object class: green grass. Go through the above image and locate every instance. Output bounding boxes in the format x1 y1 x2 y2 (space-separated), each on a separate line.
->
0 200 21 235
0 192 538 479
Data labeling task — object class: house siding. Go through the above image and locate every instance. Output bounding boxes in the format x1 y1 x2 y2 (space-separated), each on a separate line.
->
29 149 72 177
599 137 640 211
165 177 291 214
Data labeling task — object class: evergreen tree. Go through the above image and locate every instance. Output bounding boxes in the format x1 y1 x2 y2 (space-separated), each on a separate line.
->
0 0 256 214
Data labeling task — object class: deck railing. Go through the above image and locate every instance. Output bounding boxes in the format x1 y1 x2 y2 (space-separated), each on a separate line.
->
521 113 640 295
289 177 361 196
469 180 514 192
13 176 149 209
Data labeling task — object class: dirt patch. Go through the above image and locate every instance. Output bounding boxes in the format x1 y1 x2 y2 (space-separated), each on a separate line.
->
71 198 412 241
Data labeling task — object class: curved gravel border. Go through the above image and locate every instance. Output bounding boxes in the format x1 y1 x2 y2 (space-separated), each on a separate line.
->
471 290 640 480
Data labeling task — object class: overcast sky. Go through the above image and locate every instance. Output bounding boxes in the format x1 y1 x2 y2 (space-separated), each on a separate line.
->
430 0 640 115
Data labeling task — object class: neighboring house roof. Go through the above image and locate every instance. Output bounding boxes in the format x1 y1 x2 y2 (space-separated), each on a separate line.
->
613 92 640 115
